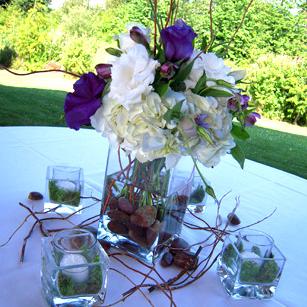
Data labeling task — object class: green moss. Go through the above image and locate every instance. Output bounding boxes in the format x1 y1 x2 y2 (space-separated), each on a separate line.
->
257 260 280 283
240 260 260 282
58 264 103 297
222 244 237 267
49 180 81 207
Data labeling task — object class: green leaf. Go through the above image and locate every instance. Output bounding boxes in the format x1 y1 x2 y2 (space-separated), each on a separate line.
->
173 59 195 83
105 47 122 57
163 101 183 123
196 126 214 144
231 124 250 140
215 79 234 88
190 185 205 203
200 87 233 97
155 82 169 97
193 73 207 94
170 81 186 92
205 185 217 200
102 79 111 97
231 144 245 169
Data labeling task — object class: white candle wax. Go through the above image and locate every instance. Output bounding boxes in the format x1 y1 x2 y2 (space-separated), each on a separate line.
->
56 180 76 191
60 254 89 283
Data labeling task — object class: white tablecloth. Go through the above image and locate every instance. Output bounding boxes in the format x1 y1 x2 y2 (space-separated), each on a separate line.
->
0 126 306 307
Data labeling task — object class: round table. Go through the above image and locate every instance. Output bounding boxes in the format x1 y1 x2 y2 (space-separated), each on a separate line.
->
0 126 306 307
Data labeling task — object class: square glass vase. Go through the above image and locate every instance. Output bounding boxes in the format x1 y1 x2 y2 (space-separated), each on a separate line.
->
45 166 84 214
97 148 194 263
217 229 286 300
41 229 109 307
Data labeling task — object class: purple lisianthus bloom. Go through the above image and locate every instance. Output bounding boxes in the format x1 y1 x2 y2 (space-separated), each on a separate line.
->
95 63 112 79
130 26 149 48
244 112 261 127
227 97 239 111
195 114 210 129
64 72 105 130
160 62 176 79
240 95 250 110
161 19 197 62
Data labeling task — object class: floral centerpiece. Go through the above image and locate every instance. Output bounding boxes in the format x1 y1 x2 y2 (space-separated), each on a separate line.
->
64 5 259 261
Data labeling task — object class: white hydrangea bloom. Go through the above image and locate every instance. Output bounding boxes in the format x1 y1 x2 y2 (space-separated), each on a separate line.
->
109 44 159 110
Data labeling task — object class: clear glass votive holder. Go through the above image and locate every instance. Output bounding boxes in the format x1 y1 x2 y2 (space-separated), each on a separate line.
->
217 229 286 300
187 174 208 214
45 166 84 213
41 229 109 306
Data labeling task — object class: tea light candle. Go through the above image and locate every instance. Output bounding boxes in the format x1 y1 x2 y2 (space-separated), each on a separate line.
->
60 254 89 283
56 180 76 191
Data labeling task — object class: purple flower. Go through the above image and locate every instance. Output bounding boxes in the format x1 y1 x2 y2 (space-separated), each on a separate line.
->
195 114 210 129
161 19 197 62
130 26 149 48
95 63 112 79
64 72 105 130
227 97 239 111
240 95 250 110
160 62 176 79
244 112 261 127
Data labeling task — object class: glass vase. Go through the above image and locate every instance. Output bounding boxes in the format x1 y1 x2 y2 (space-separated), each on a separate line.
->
217 229 286 299
41 229 109 306
97 147 193 263
45 165 84 214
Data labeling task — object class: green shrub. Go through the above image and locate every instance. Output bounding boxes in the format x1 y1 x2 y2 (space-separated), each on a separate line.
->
0 46 17 67
247 54 306 126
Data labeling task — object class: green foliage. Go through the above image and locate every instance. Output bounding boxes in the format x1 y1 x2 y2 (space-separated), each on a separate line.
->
247 54 306 126
0 46 17 67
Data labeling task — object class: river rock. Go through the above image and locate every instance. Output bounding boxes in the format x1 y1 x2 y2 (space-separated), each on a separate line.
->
130 206 157 228
108 209 130 225
146 220 160 246
118 197 135 215
227 213 241 225
28 191 43 200
109 197 118 210
173 251 198 270
170 238 190 254
128 225 147 246
107 220 128 235
160 252 174 267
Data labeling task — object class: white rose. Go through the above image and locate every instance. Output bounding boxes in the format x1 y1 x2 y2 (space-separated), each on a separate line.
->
185 50 206 90
109 44 159 110
116 23 150 52
202 53 235 86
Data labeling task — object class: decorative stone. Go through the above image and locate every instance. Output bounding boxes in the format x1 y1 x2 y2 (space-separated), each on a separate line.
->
130 206 157 228
173 251 198 270
109 197 118 210
107 220 128 235
108 210 130 225
146 220 160 246
170 238 190 254
160 252 174 267
118 197 135 214
98 239 111 251
28 191 43 200
227 213 241 225
128 225 147 246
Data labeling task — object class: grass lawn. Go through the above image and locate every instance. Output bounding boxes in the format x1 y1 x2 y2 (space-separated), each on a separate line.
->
0 84 306 179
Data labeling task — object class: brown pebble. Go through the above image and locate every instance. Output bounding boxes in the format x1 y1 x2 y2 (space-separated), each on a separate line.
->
160 252 174 267
170 238 190 254
108 209 130 225
173 251 198 270
118 197 135 214
98 239 111 251
146 220 160 246
107 220 128 235
109 197 118 210
28 191 43 200
130 206 157 228
227 213 241 225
